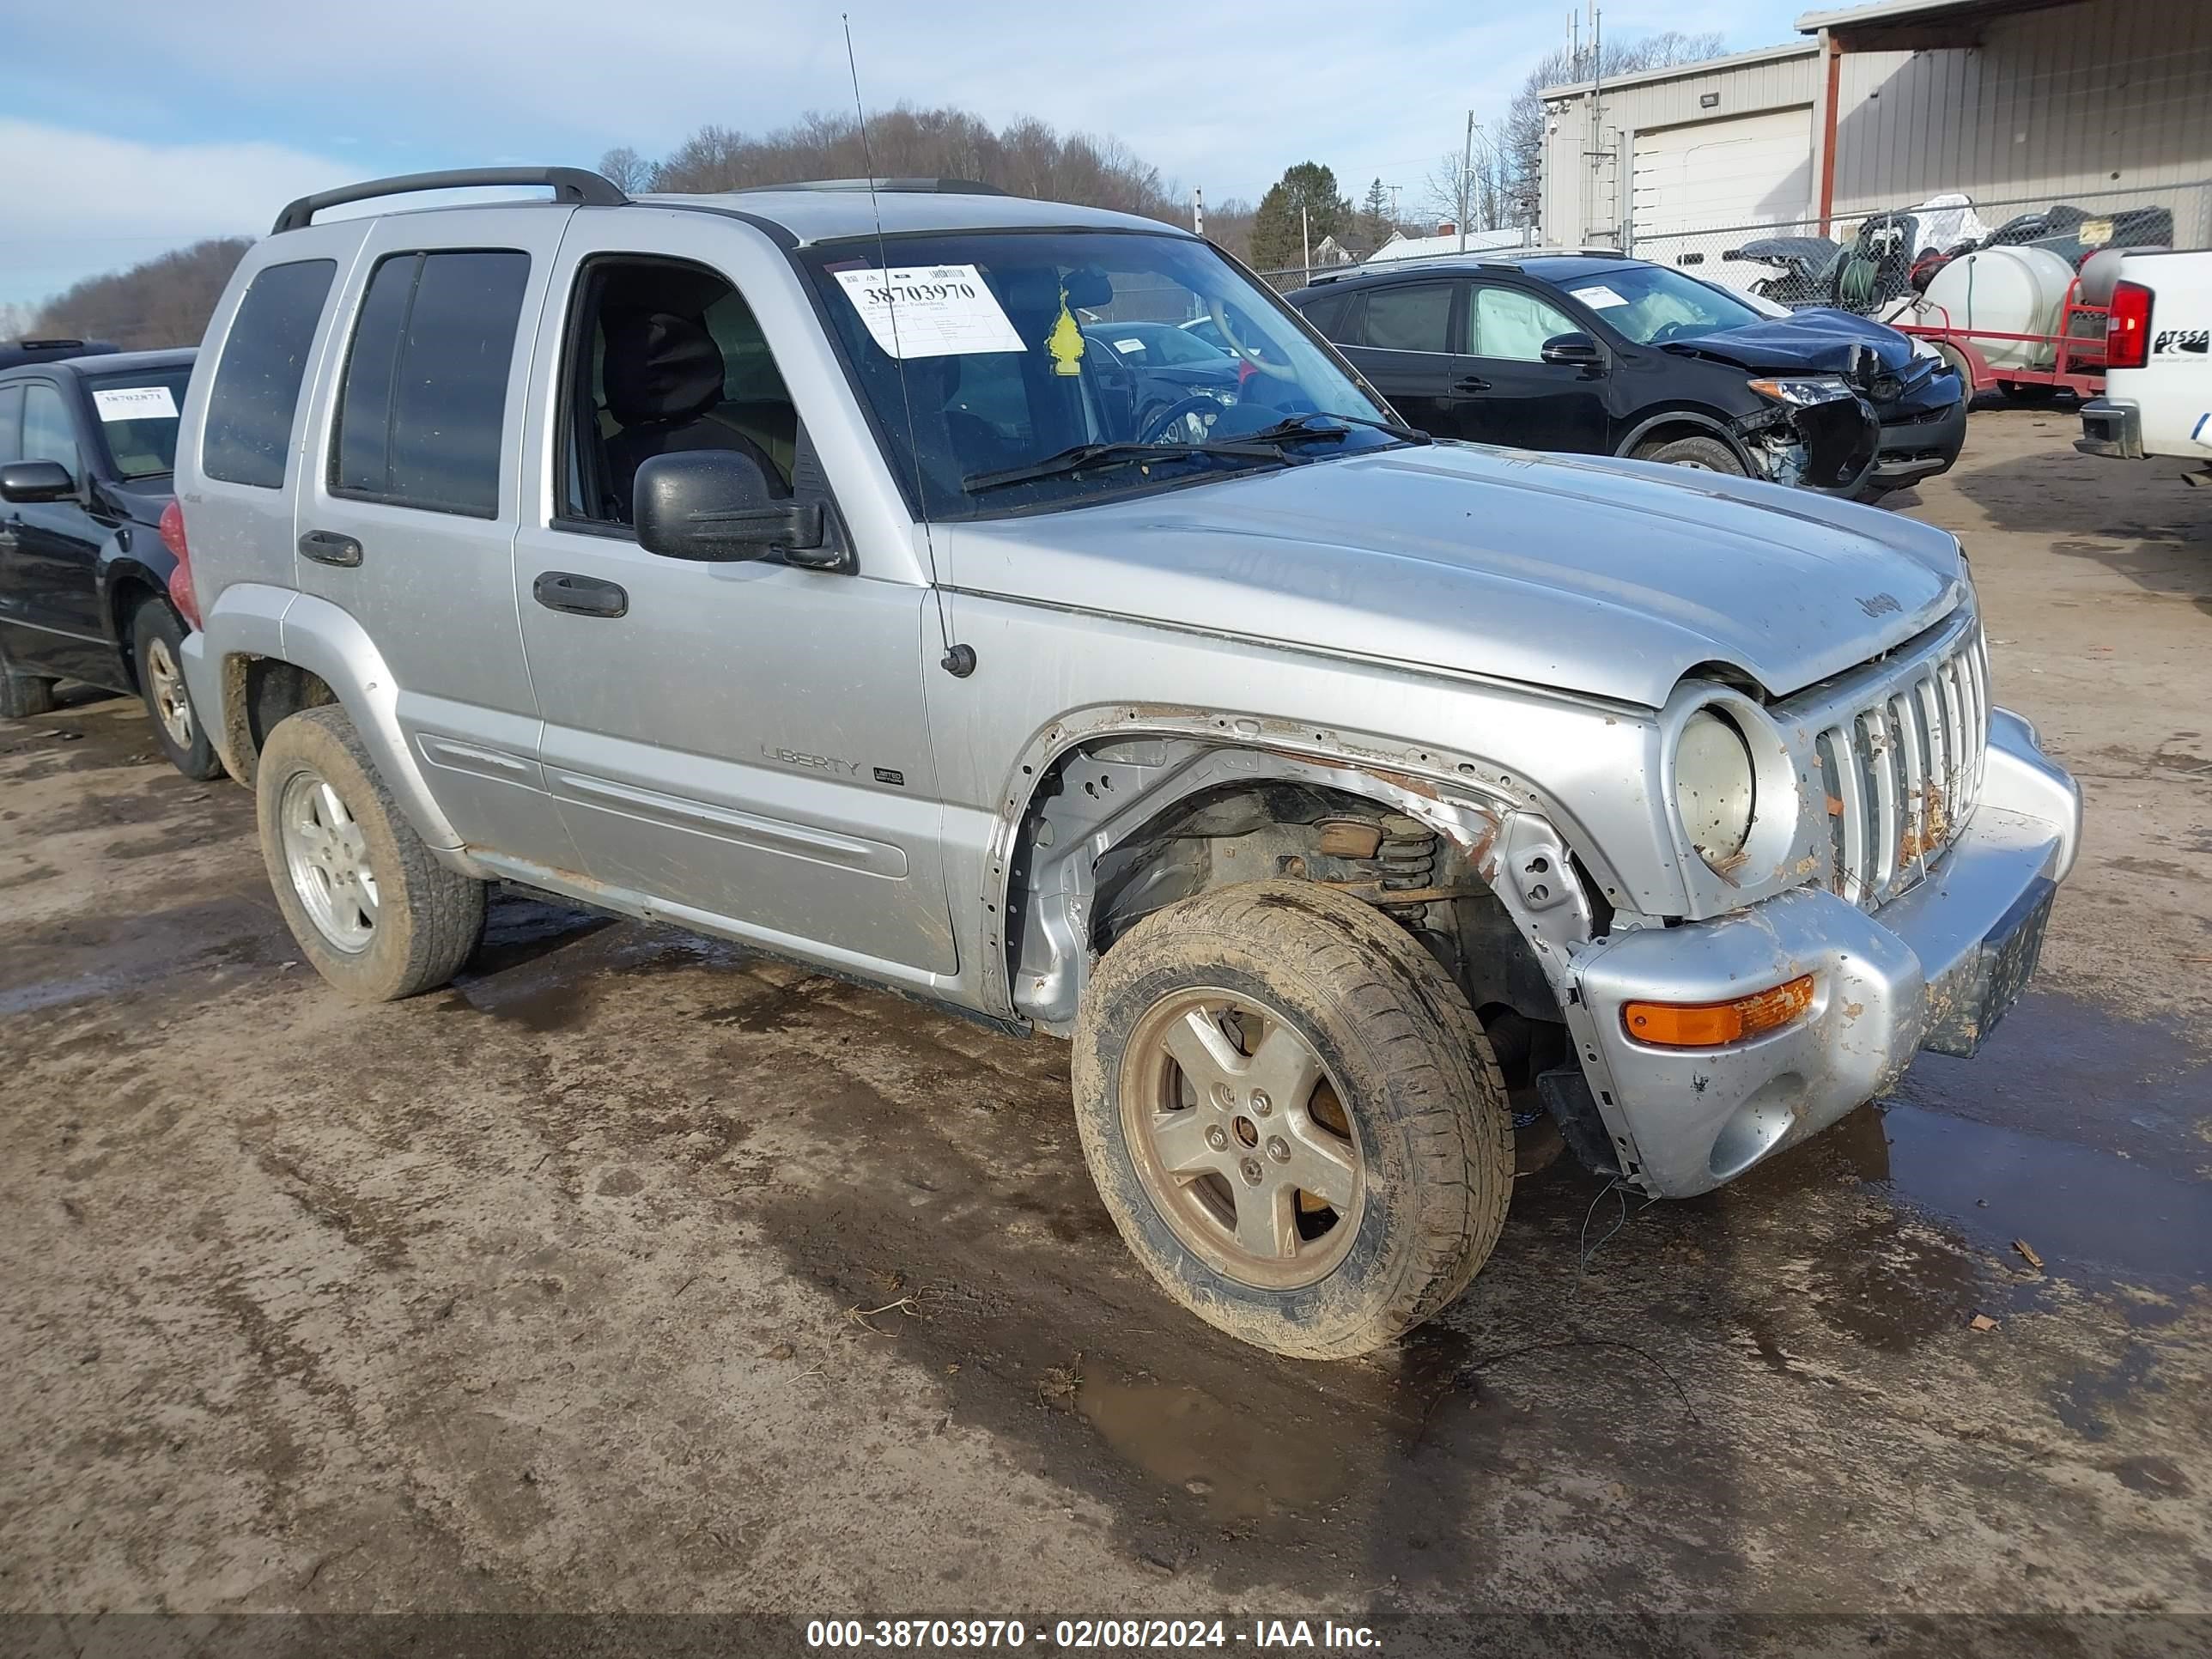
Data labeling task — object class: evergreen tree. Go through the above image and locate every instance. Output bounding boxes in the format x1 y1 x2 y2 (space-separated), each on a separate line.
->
1250 162 1350 271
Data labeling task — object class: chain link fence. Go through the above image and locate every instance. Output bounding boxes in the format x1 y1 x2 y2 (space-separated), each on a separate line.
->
1626 179 2212 315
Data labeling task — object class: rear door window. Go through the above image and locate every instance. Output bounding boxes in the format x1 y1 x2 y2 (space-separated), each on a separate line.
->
1350 283 1462 354
1299 290 1352 342
331 249 532 518
203 258 337 489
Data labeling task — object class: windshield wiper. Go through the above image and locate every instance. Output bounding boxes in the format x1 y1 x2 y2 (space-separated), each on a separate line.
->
963 441 1289 495
1240 410 1431 446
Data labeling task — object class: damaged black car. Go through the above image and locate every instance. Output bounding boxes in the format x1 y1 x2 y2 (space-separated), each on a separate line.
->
1286 252 1966 501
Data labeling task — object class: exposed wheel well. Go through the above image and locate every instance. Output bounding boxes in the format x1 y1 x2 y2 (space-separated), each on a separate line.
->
218 654 337 785
1003 737 1576 1075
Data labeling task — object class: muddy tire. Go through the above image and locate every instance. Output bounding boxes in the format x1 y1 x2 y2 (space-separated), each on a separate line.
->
256 705 485 1001
1636 434 1746 475
0 638 58 720
1072 879 1513 1360
131 600 222 780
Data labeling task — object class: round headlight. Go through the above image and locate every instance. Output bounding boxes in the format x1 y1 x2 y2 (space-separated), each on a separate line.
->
1674 709 1756 866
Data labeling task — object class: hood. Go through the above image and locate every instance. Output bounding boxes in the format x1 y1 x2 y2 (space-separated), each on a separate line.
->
945 441 1965 709
1664 307 1918 377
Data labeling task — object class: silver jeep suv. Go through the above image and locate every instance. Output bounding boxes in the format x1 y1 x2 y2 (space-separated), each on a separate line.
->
173 167 2081 1358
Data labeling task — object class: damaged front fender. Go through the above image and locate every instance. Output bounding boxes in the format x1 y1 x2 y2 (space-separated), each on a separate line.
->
1735 389 1881 494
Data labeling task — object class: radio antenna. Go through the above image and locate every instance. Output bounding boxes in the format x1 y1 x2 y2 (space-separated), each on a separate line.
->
843 15 972 678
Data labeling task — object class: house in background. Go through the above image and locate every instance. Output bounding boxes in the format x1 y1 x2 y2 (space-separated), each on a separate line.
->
1365 223 1533 264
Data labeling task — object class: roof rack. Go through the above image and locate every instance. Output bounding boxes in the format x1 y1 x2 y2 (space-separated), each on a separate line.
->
726 178 1006 197
271 167 628 234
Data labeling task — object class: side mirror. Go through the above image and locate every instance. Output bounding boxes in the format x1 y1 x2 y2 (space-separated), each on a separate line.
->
1540 331 1604 368
633 450 824 565
0 460 76 503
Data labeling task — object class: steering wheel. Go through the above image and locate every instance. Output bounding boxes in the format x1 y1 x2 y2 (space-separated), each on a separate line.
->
1139 394 1226 444
1209 299 1298 381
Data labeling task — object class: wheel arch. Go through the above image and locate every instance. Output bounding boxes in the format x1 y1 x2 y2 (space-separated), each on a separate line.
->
203 587 471 860
983 704 1606 1036
1615 407 1754 469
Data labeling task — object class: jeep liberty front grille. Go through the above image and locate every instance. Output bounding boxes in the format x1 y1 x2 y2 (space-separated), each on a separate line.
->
1797 612 1989 909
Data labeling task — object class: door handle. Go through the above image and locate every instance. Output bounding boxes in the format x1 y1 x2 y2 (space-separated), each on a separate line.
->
533 571 629 618
298 529 363 568
1452 375 1492 392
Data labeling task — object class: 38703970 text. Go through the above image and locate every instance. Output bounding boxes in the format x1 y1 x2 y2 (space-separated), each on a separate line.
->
803 1617 1382 1650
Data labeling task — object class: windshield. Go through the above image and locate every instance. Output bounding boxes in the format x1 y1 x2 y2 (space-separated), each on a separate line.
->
1562 264 1765 346
84 364 192 478
1085 322 1232 368
805 230 1407 518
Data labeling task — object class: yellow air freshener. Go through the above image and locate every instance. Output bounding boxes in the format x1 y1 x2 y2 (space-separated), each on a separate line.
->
1046 289 1085 376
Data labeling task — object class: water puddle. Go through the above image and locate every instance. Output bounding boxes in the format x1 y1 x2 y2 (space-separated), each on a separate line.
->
1875 1103 2212 1291
1074 1359 1358 1522
1886 991 2209 1168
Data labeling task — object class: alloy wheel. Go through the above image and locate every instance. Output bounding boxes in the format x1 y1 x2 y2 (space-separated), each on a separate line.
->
1120 987 1364 1289
278 769 379 953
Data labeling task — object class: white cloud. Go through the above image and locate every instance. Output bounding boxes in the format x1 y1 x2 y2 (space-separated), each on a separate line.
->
2 0 1790 304
0 118 352 307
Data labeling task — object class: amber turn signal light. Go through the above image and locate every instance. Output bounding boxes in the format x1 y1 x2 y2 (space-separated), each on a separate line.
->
1623 975 1815 1048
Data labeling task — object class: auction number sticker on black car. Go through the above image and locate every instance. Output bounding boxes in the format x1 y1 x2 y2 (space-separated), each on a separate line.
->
834 264 1026 359
91 386 179 422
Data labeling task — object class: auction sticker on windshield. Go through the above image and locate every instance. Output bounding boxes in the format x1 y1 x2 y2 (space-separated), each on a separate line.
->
92 386 179 422
1570 284 1629 310
833 264 1027 358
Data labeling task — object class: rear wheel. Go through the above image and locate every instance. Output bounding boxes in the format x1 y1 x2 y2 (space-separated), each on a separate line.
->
131 600 222 780
257 705 486 1000
1636 434 1746 475
0 637 58 720
1072 879 1513 1359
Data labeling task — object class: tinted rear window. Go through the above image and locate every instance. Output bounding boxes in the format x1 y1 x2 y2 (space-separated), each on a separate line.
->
202 259 336 488
1352 283 1459 354
331 250 530 518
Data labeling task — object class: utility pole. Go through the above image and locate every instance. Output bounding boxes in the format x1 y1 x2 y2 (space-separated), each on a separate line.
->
1389 182 1401 222
1302 202 1311 271
1460 110 1474 252
1192 187 1205 236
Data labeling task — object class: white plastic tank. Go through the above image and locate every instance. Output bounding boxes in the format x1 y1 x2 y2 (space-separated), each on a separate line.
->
1922 246 2076 369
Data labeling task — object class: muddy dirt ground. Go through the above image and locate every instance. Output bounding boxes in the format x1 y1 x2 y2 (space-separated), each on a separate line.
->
2 410 2208 1650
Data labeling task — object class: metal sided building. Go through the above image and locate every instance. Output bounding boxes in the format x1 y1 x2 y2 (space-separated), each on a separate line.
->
1537 0 2212 266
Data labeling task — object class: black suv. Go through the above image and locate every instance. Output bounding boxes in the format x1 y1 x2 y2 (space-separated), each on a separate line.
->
1287 253 1966 501
0 348 221 777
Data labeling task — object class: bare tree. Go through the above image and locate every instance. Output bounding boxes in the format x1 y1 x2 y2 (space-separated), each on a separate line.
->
33 238 252 349
632 104 1178 222
0 300 40 342
597 146 658 194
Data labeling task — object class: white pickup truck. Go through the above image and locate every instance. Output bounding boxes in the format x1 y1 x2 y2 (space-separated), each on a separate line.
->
2077 248 2212 481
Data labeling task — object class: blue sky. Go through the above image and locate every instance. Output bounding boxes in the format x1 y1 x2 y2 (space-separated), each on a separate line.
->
2 0 1819 311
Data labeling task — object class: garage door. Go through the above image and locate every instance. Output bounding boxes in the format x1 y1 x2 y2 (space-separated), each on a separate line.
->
1631 106 1814 241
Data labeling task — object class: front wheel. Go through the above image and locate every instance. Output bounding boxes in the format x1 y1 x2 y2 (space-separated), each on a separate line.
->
1636 434 1747 475
131 600 222 780
256 705 486 1000
1072 880 1513 1359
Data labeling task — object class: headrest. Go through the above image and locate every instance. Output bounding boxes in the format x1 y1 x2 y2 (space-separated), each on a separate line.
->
603 310 724 428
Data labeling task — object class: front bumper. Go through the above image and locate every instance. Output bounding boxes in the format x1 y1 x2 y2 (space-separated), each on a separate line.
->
1565 708 2081 1199
2075 398 2145 460
1869 392 1967 487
